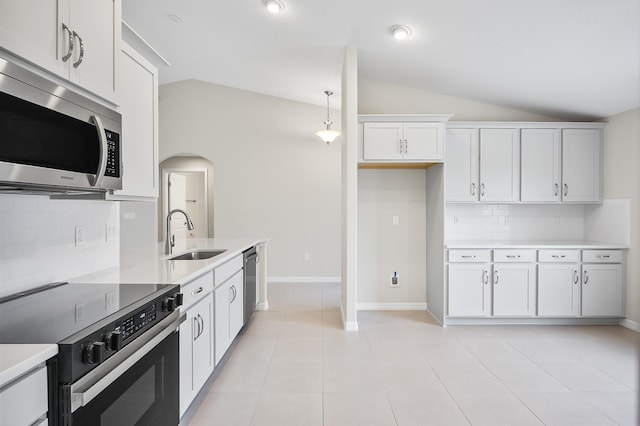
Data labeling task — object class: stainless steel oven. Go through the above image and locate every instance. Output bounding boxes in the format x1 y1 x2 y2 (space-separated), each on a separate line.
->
0 282 184 426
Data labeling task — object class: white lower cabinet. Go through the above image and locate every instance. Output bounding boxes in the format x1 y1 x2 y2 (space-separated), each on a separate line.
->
447 264 491 317
492 264 536 316
0 365 48 426
537 264 581 317
581 264 623 317
214 270 244 365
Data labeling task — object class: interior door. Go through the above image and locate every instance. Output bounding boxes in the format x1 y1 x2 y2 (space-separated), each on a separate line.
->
168 172 188 252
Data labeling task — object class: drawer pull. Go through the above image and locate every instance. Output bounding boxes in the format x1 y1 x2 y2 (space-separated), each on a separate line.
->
583 270 589 285
461 255 477 259
191 287 204 295
483 270 488 284
494 270 499 285
506 255 521 259
573 270 579 284
551 255 566 258
597 255 610 259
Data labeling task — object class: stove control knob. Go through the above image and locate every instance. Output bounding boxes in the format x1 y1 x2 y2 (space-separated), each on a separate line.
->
175 293 184 307
83 341 106 364
162 297 176 312
104 330 122 351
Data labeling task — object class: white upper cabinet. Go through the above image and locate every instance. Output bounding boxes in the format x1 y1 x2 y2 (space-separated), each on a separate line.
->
521 129 561 202
0 0 120 103
479 129 520 202
362 122 444 162
110 42 159 199
562 129 601 203
445 129 479 202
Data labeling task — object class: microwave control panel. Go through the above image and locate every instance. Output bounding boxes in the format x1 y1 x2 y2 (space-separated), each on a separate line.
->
105 130 120 178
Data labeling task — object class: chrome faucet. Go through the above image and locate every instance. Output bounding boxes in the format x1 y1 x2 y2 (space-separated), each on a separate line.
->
165 209 195 255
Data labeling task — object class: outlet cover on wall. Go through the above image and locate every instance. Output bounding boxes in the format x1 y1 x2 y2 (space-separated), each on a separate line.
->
105 225 118 242
390 272 400 288
75 226 86 247
303 252 310 261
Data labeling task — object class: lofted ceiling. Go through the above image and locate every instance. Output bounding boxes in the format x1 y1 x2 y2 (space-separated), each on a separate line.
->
123 0 640 120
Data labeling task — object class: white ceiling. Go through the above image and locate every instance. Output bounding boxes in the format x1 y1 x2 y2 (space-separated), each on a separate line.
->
123 0 640 120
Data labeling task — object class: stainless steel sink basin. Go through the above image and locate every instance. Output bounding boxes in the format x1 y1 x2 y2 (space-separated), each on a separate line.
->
169 249 227 261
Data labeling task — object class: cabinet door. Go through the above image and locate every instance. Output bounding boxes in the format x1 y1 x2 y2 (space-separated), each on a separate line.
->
479 129 520 202
112 43 158 198
521 129 561 202
403 123 443 161
363 123 403 160
179 309 195 416
582 264 623 316
228 271 244 340
67 0 120 102
445 129 479 202
192 294 214 391
492 264 536 316
447 264 491 317
561 129 601 202
0 0 61 74
538 264 580 317
214 281 232 366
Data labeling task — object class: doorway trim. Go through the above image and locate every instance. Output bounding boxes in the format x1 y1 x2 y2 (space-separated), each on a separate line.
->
161 167 209 242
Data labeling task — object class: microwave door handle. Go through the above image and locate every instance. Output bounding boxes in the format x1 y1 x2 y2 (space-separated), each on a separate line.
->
89 115 108 187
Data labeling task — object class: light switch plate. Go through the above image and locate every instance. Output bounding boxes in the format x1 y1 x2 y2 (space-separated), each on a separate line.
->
75 226 85 246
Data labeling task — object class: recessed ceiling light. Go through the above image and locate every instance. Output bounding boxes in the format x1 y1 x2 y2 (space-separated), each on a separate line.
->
167 14 183 23
264 0 285 14
390 25 413 40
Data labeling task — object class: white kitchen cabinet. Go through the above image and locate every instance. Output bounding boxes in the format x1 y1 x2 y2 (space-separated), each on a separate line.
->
214 270 244 365
445 129 479 202
0 365 48 426
521 129 562 202
0 0 120 103
363 122 444 162
581 264 623 317
492 263 536 316
479 129 520 202
447 264 491 317
538 264 581 317
562 129 601 203
110 42 158 199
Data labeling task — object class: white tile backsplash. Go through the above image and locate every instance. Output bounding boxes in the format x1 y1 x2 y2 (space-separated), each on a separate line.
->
0 195 119 298
445 203 585 241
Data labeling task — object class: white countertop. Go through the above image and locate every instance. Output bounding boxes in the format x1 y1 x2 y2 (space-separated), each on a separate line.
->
445 240 629 249
0 344 57 388
70 237 267 285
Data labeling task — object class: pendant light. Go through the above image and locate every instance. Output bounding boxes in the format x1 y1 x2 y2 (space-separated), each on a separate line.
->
315 90 341 145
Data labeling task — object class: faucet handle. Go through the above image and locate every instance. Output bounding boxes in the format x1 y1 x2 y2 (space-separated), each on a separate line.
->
170 234 175 248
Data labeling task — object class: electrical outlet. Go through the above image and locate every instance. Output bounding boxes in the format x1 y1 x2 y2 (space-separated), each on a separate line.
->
105 225 118 242
390 272 400 288
75 226 85 247
453 216 460 225
303 252 310 261
105 291 118 311
392 215 400 226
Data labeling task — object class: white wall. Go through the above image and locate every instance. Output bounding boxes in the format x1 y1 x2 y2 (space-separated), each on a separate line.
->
0 195 119 297
601 108 640 325
158 80 342 279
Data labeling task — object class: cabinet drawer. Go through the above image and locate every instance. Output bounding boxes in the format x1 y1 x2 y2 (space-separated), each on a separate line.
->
493 249 536 263
215 254 244 287
582 250 622 263
448 250 491 263
538 250 579 263
181 271 214 310
0 366 48 426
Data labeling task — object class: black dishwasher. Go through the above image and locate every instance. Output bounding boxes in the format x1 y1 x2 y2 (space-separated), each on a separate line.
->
243 247 258 325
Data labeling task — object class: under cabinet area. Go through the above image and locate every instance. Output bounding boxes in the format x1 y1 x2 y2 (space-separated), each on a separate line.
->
0 0 121 103
446 246 626 322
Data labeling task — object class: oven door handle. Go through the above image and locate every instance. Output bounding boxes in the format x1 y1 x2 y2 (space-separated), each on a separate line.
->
68 311 185 413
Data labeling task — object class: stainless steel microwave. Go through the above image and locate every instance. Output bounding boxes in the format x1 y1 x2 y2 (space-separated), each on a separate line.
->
0 57 122 194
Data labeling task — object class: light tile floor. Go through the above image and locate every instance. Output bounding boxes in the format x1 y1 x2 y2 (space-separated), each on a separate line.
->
185 282 640 425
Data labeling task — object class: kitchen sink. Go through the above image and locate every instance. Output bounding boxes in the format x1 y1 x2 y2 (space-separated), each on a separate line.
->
169 249 227 261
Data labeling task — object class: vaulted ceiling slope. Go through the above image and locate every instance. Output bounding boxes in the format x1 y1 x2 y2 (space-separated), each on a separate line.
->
123 0 640 120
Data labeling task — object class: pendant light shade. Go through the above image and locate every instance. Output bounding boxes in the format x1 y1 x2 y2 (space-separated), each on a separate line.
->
315 90 340 145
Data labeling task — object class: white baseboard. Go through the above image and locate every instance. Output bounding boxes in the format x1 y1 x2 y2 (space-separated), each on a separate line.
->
620 318 640 333
255 301 269 311
340 303 359 331
357 303 428 311
267 276 341 283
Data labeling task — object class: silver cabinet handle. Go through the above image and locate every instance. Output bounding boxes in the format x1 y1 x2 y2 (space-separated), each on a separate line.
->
471 182 476 196
554 183 559 197
564 183 568 197
583 270 589 284
483 270 488 285
506 255 521 259
192 286 204 295
461 255 477 259
398 139 403 154
597 255 610 259
88 116 108 187
551 255 566 258
193 317 199 341
72 31 84 68
573 270 579 284
481 183 485 196
494 270 499 285
61 24 74 62
230 285 237 303
404 139 408 154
